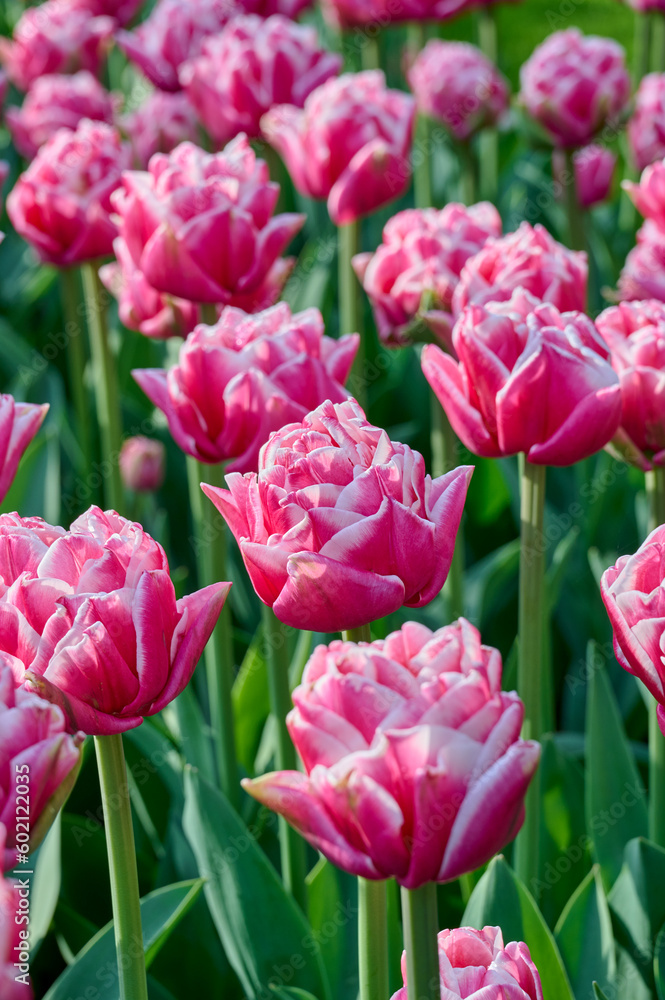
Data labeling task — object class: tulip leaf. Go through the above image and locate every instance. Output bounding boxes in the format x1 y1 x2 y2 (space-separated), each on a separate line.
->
170 685 216 785
43 879 203 1000
29 813 62 957
585 642 648 889
232 626 270 776
183 767 330 1000
554 865 616 998
462 855 575 1000
592 985 610 1000
608 837 665 992
655 923 665 1000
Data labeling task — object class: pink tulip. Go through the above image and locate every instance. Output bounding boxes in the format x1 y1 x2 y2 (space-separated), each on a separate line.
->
452 222 588 316
519 29 630 149
6 71 115 160
0 72 7 113
118 91 200 168
7 120 130 267
112 134 304 304
619 221 665 302
99 237 199 339
622 0 665 9
119 436 166 492
242 618 539 885
320 0 476 28
624 159 665 231
0 508 230 735
573 144 616 208
392 926 543 1000
203 399 472 632
0 396 48 504
0 665 83 872
179 15 341 148
262 71 416 225
407 41 509 142
629 74 665 172
353 202 502 347
595 299 665 469
116 0 235 92
601 526 665 734
0 826 32 1000
247 0 313 11
69 0 143 24
0 2 114 92
422 289 622 465
133 303 359 471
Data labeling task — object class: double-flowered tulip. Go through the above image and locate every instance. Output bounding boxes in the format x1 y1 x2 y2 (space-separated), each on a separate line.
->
573 145 616 208
0 825 32 999
0 396 48 504
602 527 665 734
619 221 665 303
0 665 82 872
119 91 200 169
0 2 114 92
596 299 665 469
70 0 143 24
0 508 229 735
119 436 166 493
408 41 509 142
179 15 342 148
422 289 622 465
452 222 588 315
7 120 130 267
321 0 480 28
353 202 502 347
243 618 539 884
111 135 304 305
392 926 543 1000
629 74 665 172
133 303 359 471
624 159 665 231
519 29 630 149
203 399 472 632
262 71 415 226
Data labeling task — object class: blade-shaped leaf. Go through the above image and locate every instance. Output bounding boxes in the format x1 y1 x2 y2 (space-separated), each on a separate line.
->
655 923 665 1000
554 865 616 998
608 837 665 991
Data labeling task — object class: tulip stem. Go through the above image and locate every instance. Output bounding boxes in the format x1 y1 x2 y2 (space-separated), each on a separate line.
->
261 603 307 911
457 141 476 206
430 396 464 621
60 268 91 479
339 220 366 410
400 883 439 1000
200 302 217 326
514 458 546 890
635 10 653 84
188 457 239 809
94 734 148 1000
476 5 499 202
409 23 433 211
343 624 371 644
362 35 381 71
646 466 665 847
652 11 665 73
563 149 586 254
81 262 124 512
358 879 390 1000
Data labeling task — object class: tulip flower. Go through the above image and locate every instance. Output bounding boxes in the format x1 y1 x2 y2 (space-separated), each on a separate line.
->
0 2 114 92
119 436 166 492
320 0 481 28
133 303 359 471
629 74 665 171
119 91 200 169
624 159 665 231
248 0 313 11
262 71 416 225
69 0 143 22
392 926 543 1000
0 396 48 504
353 202 502 347
0 826 32 999
407 41 509 143
0 665 83 872
422 289 622 465
519 29 630 149
99 238 199 339
572 145 616 208
452 222 588 316
0 508 230 735
243 618 539 885
179 15 342 148
112 135 304 304
203 398 472 632
6 71 115 161
7 120 130 267
619 221 665 302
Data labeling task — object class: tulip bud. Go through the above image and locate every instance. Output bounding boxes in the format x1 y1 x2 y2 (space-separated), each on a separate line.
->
119 436 166 492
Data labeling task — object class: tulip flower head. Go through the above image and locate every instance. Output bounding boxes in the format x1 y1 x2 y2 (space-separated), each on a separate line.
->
624 159 665 232
629 73 665 172
0 396 49 505
119 436 166 492
619 221 665 303
243 619 540 886
203 398 472 632
119 91 200 168
572 145 616 208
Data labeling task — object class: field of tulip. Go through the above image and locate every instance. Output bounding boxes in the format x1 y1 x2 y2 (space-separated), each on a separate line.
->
6 0 665 999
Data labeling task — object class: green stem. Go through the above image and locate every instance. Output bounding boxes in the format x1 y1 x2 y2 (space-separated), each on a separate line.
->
358 878 389 1000
476 5 499 202
646 466 665 847
343 624 371 644
457 141 476 206
187 457 239 809
94 734 148 1000
400 884 439 1000
261 603 307 910
430 396 464 620
646 466 665 532
81 262 123 511
409 23 433 210
514 459 546 889
477 4 498 63
362 34 381 70
200 302 218 326
60 269 91 476
635 10 653 84
339 220 366 410
651 11 665 73
563 149 586 254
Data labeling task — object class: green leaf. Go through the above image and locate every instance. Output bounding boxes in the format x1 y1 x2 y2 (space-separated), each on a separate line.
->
554 865 616 998
546 526 581 616
464 538 520 626
44 880 203 1000
592 985 610 1000
463 855 575 1000
183 767 330 1000
29 813 62 956
305 858 356 1000
232 628 270 776
608 837 665 990
169 685 216 785
585 642 648 889
654 923 665 1000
